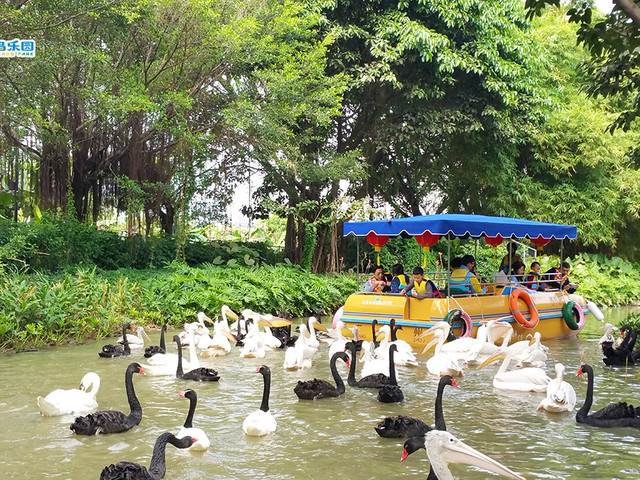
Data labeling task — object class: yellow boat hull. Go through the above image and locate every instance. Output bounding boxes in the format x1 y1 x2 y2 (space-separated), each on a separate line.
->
339 290 588 348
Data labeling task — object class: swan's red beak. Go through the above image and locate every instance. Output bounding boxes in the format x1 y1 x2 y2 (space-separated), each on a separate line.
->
451 379 461 389
138 366 146 375
255 366 261 372
577 366 584 376
400 448 409 462
178 391 185 398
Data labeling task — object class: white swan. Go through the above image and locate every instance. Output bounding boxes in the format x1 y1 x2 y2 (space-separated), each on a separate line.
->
478 346 550 392
37 372 100 416
376 323 419 367
537 363 576 413
145 325 195 375
327 321 355 361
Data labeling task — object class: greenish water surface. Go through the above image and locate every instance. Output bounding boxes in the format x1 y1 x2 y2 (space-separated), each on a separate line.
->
1 307 639 479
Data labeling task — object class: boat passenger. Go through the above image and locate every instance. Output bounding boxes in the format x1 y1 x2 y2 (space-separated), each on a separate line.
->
389 264 409 293
524 261 545 291
400 266 438 299
544 261 578 293
449 255 486 295
364 265 390 293
509 261 526 287
499 243 523 274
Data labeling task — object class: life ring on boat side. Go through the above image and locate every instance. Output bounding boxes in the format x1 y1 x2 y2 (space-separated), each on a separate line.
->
443 309 473 340
509 289 539 329
562 301 585 330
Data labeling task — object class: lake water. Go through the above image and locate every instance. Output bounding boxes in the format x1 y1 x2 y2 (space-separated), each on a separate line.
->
1 307 639 480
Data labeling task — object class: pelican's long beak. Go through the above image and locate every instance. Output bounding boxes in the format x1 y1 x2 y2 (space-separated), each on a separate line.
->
416 322 447 340
341 327 354 339
477 349 506 369
375 330 386 342
223 307 239 321
268 317 293 328
142 330 152 342
313 322 328 333
439 435 526 480
220 329 236 344
201 313 215 325
421 334 441 355
257 318 273 328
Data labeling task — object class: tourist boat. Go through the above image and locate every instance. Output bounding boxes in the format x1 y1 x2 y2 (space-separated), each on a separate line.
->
338 214 596 348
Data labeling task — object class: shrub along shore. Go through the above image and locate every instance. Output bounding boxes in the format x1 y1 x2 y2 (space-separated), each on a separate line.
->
1 252 639 353
0 263 356 352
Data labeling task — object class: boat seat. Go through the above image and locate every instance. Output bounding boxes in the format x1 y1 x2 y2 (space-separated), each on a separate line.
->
445 287 469 296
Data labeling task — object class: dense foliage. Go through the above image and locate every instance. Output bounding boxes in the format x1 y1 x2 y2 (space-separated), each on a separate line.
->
0 214 282 271
0 263 356 351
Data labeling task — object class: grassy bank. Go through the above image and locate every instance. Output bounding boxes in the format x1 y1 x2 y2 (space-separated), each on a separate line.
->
0 263 356 352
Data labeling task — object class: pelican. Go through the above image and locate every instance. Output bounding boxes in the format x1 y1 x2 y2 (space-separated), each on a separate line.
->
283 324 317 370
477 346 550 392
441 320 512 365
514 332 548 368
404 430 526 480
419 323 465 377
597 323 620 349
327 321 355 361
537 363 576 413
117 326 152 348
200 308 237 357
379 320 419 367
360 340 389 377
305 316 328 349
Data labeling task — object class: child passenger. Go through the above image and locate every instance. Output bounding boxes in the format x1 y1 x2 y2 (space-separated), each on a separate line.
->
400 266 436 299
389 264 409 293
525 261 545 291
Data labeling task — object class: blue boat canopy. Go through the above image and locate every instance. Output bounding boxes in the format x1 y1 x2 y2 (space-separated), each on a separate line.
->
343 214 577 240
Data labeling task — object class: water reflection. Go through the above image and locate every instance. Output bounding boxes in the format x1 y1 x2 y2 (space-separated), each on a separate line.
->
1 311 640 479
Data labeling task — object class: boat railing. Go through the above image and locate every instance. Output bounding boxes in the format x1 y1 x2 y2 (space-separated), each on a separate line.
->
357 270 567 297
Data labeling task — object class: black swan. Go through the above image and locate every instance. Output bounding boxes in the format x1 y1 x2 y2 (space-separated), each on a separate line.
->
294 351 349 400
144 324 168 358
242 365 277 436
99 323 133 358
173 335 220 382
346 341 392 388
576 364 640 427
377 344 404 403
376 375 459 438
99 432 195 480
70 362 145 435
602 325 636 366
177 389 210 451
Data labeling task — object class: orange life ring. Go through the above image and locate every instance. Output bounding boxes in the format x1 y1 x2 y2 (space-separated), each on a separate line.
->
509 288 539 328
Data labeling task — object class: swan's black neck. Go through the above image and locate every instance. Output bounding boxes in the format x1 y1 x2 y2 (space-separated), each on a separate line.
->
346 342 358 387
175 336 185 378
388 346 398 385
147 433 192 479
259 368 271 412
434 376 451 431
390 319 398 342
183 392 197 429
330 352 347 394
124 363 142 423
159 325 167 351
372 321 380 349
122 324 131 355
576 365 594 422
